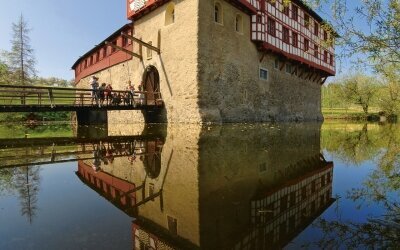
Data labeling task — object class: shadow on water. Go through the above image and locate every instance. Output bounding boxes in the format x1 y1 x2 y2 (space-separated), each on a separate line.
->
0 122 399 249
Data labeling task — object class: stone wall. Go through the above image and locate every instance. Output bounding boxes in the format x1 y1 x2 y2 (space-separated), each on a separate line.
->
76 0 202 124
75 0 323 124
198 0 323 122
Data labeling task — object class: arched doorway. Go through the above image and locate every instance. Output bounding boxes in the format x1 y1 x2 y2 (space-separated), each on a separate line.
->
142 65 160 106
143 139 163 179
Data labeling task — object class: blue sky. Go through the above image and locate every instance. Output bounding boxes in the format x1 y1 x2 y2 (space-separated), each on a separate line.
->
0 0 367 81
0 0 129 80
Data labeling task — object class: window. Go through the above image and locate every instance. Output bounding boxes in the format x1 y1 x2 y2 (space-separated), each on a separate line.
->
330 54 334 65
285 63 292 74
259 68 268 80
267 17 276 37
147 41 152 59
122 36 128 47
235 14 243 33
323 30 328 41
304 38 309 51
292 32 298 47
314 44 319 58
89 56 93 65
274 59 279 69
283 5 289 16
241 89 248 104
292 6 298 21
214 2 223 24
314 21 319 36
324 50 328 62
304 14 310 29
165 3 175 25
257 14 262 23
167 216 178 235
282 27 290 44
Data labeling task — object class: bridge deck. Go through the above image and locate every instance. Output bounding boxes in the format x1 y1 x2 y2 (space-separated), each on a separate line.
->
0 84 163 112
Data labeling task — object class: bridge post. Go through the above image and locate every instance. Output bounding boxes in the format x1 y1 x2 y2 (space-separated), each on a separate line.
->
76 110 108 125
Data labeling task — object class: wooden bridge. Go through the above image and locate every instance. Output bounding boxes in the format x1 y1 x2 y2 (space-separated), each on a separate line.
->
0 84 163 112
0 135 164 168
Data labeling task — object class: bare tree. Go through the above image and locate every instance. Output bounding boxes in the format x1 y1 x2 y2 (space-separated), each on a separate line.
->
8 15 37 84
14 166 41 224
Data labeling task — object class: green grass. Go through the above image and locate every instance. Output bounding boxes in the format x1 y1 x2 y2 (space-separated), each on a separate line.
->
323 107 380 120
0 123 73 138
0 112 72 122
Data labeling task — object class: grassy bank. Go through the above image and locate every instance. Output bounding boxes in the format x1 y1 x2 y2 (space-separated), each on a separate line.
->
322 107 381 121
0 112 72 123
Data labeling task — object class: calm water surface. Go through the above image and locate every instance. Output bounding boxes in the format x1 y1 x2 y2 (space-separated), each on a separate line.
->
0 122 399 249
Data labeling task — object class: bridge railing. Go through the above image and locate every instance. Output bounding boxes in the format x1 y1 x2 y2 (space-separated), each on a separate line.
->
0 84 162 108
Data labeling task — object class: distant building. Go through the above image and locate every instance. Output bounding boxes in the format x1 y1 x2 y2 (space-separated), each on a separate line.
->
72 0 336 123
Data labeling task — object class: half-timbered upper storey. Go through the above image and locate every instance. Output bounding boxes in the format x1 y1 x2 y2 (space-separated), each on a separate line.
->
252 0 336 75
126 0 336 76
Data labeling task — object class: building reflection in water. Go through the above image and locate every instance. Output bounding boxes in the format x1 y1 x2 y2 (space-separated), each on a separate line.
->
75 123 334 249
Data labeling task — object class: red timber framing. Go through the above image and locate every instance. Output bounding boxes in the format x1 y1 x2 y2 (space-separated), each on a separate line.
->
252 0 336 77
71 24 134 83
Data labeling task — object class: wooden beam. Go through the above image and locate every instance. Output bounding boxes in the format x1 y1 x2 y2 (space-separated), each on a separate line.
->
280 61 285 71
121 32 161 54
105 41 142 59
292 65 298 75
259 53 266 63
321 77 328 85
298 67 304 78
313 73 320 82
307 72 314 80
157 29 161 52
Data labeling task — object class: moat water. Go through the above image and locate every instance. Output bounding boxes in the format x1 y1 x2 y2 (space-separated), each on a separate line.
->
0 122 399 249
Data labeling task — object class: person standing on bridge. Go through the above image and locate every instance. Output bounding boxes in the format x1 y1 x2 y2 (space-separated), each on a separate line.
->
105 83 113 105
126 81 135 106
89 76 99 106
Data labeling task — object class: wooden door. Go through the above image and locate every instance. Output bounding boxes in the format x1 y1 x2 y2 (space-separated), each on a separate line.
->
143 66 160 105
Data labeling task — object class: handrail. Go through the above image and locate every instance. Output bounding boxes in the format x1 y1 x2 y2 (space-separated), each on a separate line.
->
0 84 163 110
0 84 160 95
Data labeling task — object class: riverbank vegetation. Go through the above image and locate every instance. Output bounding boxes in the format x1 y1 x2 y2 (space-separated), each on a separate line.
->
0 15 73 123
322 70 400 121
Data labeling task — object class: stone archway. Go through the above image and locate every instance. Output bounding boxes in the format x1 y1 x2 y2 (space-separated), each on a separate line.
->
142 65 160 105
143 140 162 179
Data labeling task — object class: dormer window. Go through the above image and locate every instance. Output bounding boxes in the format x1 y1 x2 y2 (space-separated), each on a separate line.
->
165 3 175 25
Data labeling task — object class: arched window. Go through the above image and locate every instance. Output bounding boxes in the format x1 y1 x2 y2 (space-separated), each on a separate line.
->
235 14 243 33
165 2 175 25
214 2 223 24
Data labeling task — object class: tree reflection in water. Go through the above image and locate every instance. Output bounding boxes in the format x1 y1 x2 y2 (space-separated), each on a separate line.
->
310 123 400 248
0 166 40 224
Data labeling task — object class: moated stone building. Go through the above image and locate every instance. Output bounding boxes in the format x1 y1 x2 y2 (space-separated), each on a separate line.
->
72 0 336 123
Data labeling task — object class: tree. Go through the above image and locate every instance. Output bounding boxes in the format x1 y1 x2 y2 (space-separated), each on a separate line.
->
14 166 41 224
376 64 400 116
6 15 36 86
339 74 378 115
0 52 12 84
313 123 400 248
300 0 400 68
